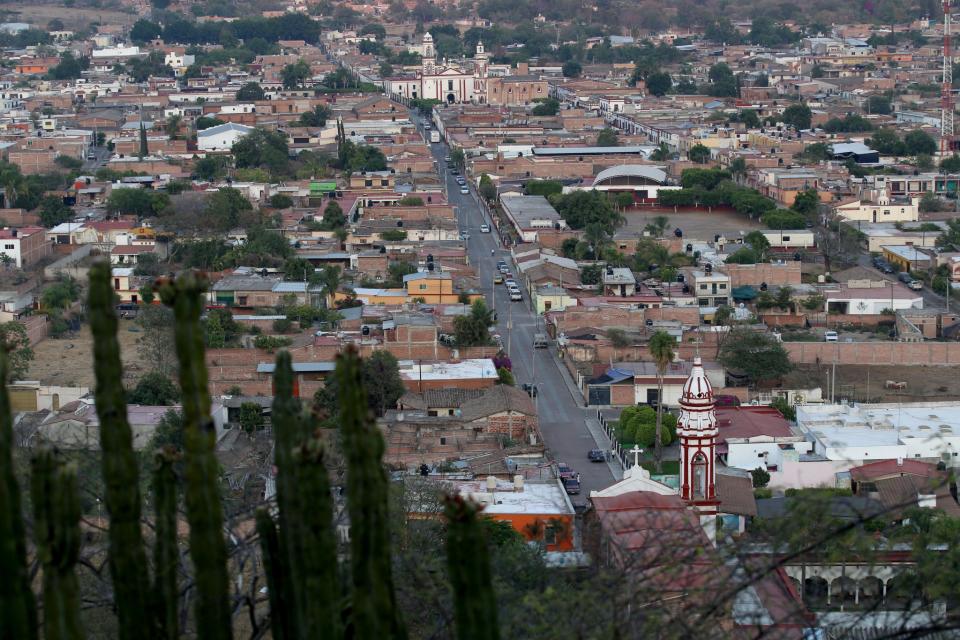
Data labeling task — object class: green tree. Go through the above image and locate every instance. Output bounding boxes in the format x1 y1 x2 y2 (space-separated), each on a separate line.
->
453 299 494 347
479 174 497 202
530 98 559 116
0 321 33 382
868 128 904 155
321 200 345 230
232 128 290 177
688 143 711 164
41 276 80 311
718 328 792 386
206 187 253 231
281 59 311 89
904 129 937 156
941 154 960 173
596 127 619 147
561 60 582 78
313 349 406 417
770 396 796 421
236 82 265 101
269 194 294 209
127 371 180 405
744 230 771 259
38 195 73 228
238 402 264 432
751 467 771 488
496 366 515 386
790 188 820 217
107 189 169 219
298 104 332 127
867 95 892 115
47 53 85 80
551 189 623 234
645 72 672 97
648 330 674 473
781 103 812 130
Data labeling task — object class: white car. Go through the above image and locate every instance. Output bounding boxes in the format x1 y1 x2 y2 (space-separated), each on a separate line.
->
460 187 469 194
824 330 839 342
509 290 522 301
480 223 490 233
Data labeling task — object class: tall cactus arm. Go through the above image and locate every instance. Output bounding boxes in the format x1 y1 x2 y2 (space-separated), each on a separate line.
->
88 261 155 640
292 439 341 639
0 348 37 640
254 510 291 640
152 450 179 640
269 352 304 637
31 450 84 640
336 347 406 640
159 273 232 640
444 495 500 640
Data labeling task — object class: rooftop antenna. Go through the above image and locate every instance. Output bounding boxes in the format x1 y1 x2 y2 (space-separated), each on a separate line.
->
943 0 955 154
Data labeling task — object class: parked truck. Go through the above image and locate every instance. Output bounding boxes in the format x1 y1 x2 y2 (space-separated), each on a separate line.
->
429 130 440 143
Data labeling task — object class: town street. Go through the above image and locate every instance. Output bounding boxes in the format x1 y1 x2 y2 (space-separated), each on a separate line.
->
418 117 616 500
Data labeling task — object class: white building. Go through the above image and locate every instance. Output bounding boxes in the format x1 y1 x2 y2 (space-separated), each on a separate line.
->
822 282 922 315
833 188 919 224
197 122 254 152
796 402 960 465
384 34 489 104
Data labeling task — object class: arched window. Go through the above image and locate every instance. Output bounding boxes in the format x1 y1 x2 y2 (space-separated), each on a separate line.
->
692 453 707 499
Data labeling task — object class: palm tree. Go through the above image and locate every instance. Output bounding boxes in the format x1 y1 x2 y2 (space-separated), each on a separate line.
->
648 330 675 473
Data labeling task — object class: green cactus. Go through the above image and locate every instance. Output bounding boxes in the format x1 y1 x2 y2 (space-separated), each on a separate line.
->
88 262 156 640
152 450 179 640
444 495 500 640
337 346 406 640
0 348 37 640
270 352 305 637
31 449 83 640
268 352 341 640
159 273 232 640
254 510 291 640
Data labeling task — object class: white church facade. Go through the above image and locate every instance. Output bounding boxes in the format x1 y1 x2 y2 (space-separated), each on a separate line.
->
384 33 489 104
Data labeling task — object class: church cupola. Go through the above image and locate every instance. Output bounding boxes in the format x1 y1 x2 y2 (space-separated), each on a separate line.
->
677 357 719 515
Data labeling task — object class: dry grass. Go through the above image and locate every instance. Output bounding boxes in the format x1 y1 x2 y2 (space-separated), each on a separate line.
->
27 318 151 388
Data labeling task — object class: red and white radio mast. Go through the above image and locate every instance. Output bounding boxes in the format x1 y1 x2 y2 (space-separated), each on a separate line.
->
943 0 955 154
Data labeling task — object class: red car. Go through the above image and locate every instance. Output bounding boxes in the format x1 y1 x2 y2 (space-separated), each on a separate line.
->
557 463 576 480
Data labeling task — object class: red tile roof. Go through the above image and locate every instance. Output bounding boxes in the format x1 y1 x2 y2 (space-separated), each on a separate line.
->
0 226 43 239
848 458 940 481
716 406 794 441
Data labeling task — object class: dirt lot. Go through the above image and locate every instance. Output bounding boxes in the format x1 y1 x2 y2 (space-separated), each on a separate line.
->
0 3 137 28
620 207 764 238
788 364 960 403
27 318 150 388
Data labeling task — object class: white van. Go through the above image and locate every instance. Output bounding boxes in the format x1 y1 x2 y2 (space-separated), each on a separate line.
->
824 330 839 342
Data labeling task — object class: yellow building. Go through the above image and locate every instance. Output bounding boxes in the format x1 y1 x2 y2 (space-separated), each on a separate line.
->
404 272 461 304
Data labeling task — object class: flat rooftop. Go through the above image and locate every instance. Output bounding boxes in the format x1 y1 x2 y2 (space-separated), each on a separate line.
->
399 359 497 381
451 479 574 516
797 402 960 447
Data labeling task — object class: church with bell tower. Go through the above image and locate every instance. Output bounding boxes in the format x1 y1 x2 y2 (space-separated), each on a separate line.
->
384 33 490 105
676 357 721 532
591 357 743 544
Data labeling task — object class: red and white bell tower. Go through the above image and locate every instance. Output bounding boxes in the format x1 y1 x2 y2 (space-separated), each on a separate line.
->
677 357 720 526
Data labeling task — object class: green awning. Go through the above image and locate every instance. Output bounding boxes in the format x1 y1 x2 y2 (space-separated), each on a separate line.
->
732 286 758 301
310 181 337 194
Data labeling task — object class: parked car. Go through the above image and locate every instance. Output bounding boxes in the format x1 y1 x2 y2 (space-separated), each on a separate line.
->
908 280 923 291
563 476 581 495
509 290 522 302
533 333 549 349
556 463 576 479
460 187 469 195
824 330 839 342
493 273 504 284
499 265 510 274
588 448 606 463
898 272 912 284
480 223 490 233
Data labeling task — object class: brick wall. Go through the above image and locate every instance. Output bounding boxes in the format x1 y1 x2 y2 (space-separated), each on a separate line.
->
723 262 802 287
484 412 538 436
782 341 960 365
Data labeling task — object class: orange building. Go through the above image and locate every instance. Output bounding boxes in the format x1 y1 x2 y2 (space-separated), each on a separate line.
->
429 477 577 552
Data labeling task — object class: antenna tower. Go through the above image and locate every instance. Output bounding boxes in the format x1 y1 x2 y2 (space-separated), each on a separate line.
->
944 0 955 154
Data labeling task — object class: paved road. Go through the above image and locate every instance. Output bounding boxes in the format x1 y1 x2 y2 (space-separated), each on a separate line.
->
415 116 616 501
855 253 957 313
